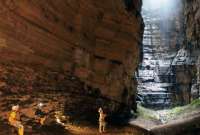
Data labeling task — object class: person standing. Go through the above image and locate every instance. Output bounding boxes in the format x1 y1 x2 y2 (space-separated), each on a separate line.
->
8 105 24 135
98 107 107 133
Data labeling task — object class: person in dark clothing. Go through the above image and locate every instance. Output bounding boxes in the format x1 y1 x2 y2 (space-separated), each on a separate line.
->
35 103 46 125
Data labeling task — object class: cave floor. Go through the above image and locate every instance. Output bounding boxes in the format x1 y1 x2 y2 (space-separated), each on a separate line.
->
0 121 146 135
1 93 200 135
65 124 146 135
1 106 200 135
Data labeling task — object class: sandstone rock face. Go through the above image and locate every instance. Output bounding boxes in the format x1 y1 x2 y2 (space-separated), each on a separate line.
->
184 0 200 47
0 0 143 119
171 0 200 104
182 0 200 101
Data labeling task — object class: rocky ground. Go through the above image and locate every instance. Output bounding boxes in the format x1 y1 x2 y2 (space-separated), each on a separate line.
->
0 117 146 135
2 102 200 135
0 90 147 135
130 101 200 134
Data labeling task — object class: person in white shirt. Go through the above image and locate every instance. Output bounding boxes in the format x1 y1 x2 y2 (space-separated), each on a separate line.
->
98 107 107 133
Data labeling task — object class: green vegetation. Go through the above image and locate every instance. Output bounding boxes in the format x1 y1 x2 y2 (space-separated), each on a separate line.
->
136 104 159 120
137 99 200 123
168 99 200 117
190 99 200 107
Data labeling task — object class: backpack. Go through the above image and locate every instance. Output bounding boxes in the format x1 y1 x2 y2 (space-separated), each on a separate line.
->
35 109 45 117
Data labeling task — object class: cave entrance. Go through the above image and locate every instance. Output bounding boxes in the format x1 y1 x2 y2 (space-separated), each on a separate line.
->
131 0 200 128
136 0 188 110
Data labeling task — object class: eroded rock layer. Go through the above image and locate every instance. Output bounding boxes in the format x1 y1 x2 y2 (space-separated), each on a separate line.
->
137 0 200 108
0 0 143 119
177 0 200 103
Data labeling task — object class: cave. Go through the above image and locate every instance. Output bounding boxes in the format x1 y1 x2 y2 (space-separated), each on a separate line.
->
0 0 199 135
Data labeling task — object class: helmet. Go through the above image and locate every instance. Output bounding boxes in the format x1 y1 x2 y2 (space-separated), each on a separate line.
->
38 103 44 108
12 105 19 111
98 107 103 113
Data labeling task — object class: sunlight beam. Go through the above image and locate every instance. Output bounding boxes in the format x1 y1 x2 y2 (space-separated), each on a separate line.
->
143 0 173 10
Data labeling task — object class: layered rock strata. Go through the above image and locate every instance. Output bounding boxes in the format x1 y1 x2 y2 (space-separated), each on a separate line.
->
174 0 200 103
0 0 143 120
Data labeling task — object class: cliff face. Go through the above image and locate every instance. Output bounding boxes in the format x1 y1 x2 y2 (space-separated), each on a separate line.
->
0 0 143 119
183 0 200 101
137 0 199 108
162 0 200 106
137 0 187 108
163 0 200 105
184 0 200 47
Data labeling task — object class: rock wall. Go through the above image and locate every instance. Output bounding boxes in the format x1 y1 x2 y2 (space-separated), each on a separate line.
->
0 0 143 120
183 0 200 101
137 0 199 107
172 0 200 104
137 0 187 108
184 0 200 48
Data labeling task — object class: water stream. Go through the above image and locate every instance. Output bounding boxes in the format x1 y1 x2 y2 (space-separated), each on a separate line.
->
136 0 180 109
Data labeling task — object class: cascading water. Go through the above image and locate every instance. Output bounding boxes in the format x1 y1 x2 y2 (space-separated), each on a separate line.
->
136 0 182 109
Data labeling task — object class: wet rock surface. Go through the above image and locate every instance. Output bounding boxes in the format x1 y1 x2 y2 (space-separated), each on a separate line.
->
137 0 200 108
136 3 181 109
184 0 200 101
170 0 200 105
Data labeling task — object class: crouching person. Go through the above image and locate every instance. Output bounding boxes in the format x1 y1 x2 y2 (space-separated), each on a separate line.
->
98 107 107 133
8 105 24 135
35 103 46 126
